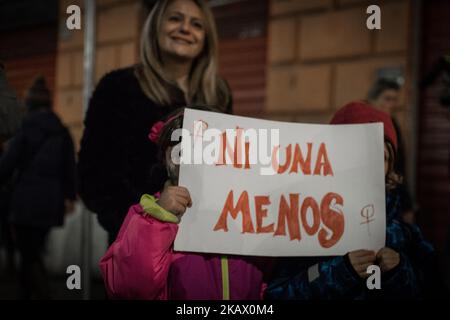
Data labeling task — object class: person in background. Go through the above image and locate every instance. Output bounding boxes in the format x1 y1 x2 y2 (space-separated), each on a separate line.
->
77 0 232 245
367 78 414 225
265 101 434 300
0 62 22 274
0 76 76 299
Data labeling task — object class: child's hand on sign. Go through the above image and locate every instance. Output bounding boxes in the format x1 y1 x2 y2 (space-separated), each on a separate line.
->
376 247 400 272
157 185 192 218
347 250 376 278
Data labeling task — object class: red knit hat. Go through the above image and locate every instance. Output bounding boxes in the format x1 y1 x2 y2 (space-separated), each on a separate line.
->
330 101 398 151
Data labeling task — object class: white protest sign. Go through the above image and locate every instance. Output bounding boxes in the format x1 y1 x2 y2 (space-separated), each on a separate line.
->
174 108 386 256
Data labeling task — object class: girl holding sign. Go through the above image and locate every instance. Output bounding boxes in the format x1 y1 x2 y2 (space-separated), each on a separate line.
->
99 108 271 300
266 101 434 300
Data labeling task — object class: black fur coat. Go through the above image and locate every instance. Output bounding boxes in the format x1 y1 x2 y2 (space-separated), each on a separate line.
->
77 66 232 237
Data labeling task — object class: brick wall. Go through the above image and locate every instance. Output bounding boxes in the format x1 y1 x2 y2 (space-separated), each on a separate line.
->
266 0 410 124
54 0 141 149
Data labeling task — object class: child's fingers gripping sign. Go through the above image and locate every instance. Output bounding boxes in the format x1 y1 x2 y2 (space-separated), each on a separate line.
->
174 186 193 208
376 247 400 272
348 250 377 278
158 185 193 217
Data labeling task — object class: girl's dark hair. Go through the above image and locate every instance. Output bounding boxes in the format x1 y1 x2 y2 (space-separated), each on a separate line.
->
157 105 222 161
385 141 403 190
149 105 221 189
158 108 184 156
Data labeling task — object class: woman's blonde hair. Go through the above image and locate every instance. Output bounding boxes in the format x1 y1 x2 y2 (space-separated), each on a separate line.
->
135 0 230 110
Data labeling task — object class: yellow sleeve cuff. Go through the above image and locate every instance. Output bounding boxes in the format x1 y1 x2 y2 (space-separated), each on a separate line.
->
139 194 180 224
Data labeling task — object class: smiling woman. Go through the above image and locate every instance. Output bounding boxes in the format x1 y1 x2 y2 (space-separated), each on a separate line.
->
77 0 233 245
157 0 207 96
137 0 232 107
159 1 205 60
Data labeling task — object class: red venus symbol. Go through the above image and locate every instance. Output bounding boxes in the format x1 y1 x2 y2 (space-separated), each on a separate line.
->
360 204 375 236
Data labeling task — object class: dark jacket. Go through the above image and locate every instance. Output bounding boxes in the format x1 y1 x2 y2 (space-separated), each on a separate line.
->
0 110 76 228
0 64 23 139
265 188 434 300
77 66 232 237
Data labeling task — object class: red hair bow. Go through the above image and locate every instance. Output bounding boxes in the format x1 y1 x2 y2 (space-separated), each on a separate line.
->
148 121 165 143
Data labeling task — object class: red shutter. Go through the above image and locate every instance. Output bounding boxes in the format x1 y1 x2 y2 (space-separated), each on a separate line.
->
212 0 268 116
1 24 57 100
417 0 450 250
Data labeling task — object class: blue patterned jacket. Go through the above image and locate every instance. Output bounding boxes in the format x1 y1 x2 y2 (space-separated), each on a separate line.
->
265 188 434 300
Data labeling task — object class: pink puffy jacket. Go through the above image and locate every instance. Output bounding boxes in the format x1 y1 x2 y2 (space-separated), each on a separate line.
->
99 203 271 300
